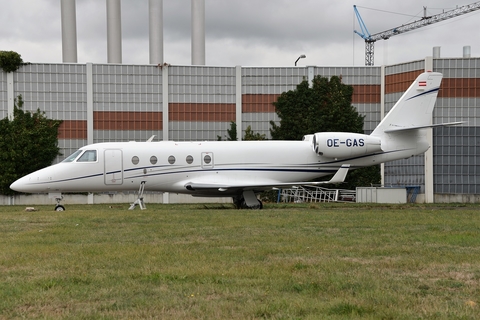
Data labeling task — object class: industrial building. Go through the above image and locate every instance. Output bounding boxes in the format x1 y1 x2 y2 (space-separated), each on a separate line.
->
0 0 478 204
1 55 479 204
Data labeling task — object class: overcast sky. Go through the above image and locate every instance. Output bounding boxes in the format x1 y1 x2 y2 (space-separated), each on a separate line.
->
1 0 479 67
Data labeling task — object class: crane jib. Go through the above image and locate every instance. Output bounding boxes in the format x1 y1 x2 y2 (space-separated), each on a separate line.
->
353 2 480 65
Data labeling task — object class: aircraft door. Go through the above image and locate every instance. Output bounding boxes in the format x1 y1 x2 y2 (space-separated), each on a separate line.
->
104 149 123 185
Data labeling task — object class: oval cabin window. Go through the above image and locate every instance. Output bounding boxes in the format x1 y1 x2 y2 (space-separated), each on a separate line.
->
203 154 212 164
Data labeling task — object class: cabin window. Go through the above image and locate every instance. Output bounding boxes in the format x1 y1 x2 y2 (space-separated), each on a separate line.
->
132 156 139 165
203 154 212 164
168 155 176 164
77 150 97 162
186 155 194 164
150 156 158 165
62 149 83 162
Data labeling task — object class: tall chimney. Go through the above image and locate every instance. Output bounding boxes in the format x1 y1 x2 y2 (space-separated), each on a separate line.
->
61 0 78 63
149 0 164 64
106 0 122 63
433 46 441 59
191 0 205 65
463 46 471 58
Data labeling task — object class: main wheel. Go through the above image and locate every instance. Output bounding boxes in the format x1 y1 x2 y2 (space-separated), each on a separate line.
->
55 205 65 212
250 200 263 210
233 196 246 209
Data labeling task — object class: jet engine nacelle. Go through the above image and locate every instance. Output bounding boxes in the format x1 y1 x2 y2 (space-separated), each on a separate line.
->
312 132 382 158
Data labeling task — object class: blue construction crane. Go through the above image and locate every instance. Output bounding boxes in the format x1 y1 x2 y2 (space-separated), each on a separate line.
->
354 3 480 66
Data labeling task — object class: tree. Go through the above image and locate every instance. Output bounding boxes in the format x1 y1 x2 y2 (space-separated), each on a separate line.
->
270 75 380 187
217 121 238 141
0 51 25 73
243 125 266 141
227 121 238 141
270 75 364 139
0 95 63 195
218 122 266 141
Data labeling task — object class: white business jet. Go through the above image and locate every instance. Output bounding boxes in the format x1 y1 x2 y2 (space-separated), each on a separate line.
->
10 72 460 210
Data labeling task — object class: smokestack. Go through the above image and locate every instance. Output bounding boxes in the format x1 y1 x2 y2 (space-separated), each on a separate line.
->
191 0 205 65
433 46 441 59
60 0 78 63
463 46 471 58
149 0 164 64
106 0 122 63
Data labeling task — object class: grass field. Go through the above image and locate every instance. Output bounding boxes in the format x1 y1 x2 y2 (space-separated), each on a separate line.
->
1 202 479 319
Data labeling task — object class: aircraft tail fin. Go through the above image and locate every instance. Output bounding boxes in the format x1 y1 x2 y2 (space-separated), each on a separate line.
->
371 71 443 136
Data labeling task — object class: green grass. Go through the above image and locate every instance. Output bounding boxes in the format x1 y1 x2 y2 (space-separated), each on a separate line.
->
1 203 479 319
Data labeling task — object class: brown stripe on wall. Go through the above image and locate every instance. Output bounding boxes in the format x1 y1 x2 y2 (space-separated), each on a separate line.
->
242 87 380 113
94 111 163 130
242 94 279 113
386 71 480 97
440 78 480 97
58 120 87 139
352 85 380 103
169 103 235 122
385 70 424 94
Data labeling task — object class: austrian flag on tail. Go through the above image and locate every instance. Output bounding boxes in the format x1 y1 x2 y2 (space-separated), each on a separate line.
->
419 80 427 86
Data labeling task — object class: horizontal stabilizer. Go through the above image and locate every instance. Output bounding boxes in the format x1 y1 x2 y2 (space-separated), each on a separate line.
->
384 121 464 133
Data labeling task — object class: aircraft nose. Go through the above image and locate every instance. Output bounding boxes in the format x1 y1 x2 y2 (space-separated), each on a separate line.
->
10 176 30 193
10 165 61 193
10 173 47 193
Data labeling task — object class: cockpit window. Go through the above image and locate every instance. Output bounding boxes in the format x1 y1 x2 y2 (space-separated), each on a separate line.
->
77 150 97 162
62 150 83 163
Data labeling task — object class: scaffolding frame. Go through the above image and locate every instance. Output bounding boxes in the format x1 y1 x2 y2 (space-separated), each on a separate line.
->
280 186 356 203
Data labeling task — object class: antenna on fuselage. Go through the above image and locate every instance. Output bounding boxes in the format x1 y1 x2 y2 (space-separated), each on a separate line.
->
147 135 156 142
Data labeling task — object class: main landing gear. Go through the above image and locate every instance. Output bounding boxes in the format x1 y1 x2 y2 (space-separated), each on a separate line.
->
233 190 263 209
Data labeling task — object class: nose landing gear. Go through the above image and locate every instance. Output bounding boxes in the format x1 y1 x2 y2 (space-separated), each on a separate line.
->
50 193 65 211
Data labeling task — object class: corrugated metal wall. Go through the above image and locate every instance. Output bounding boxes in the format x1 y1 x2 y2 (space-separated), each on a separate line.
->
92 64 164 142
169 66 236 141
433 58 480 194
12 64 88 160
242 67 306 137
0 71 7 119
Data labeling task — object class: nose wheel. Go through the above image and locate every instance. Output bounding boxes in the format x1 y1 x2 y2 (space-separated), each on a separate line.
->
48 193 65 211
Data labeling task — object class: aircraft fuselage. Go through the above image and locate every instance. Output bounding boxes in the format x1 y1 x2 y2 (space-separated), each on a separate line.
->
12 132 428 197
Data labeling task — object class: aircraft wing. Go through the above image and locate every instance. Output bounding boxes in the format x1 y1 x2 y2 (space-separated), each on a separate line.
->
184 164 350 192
